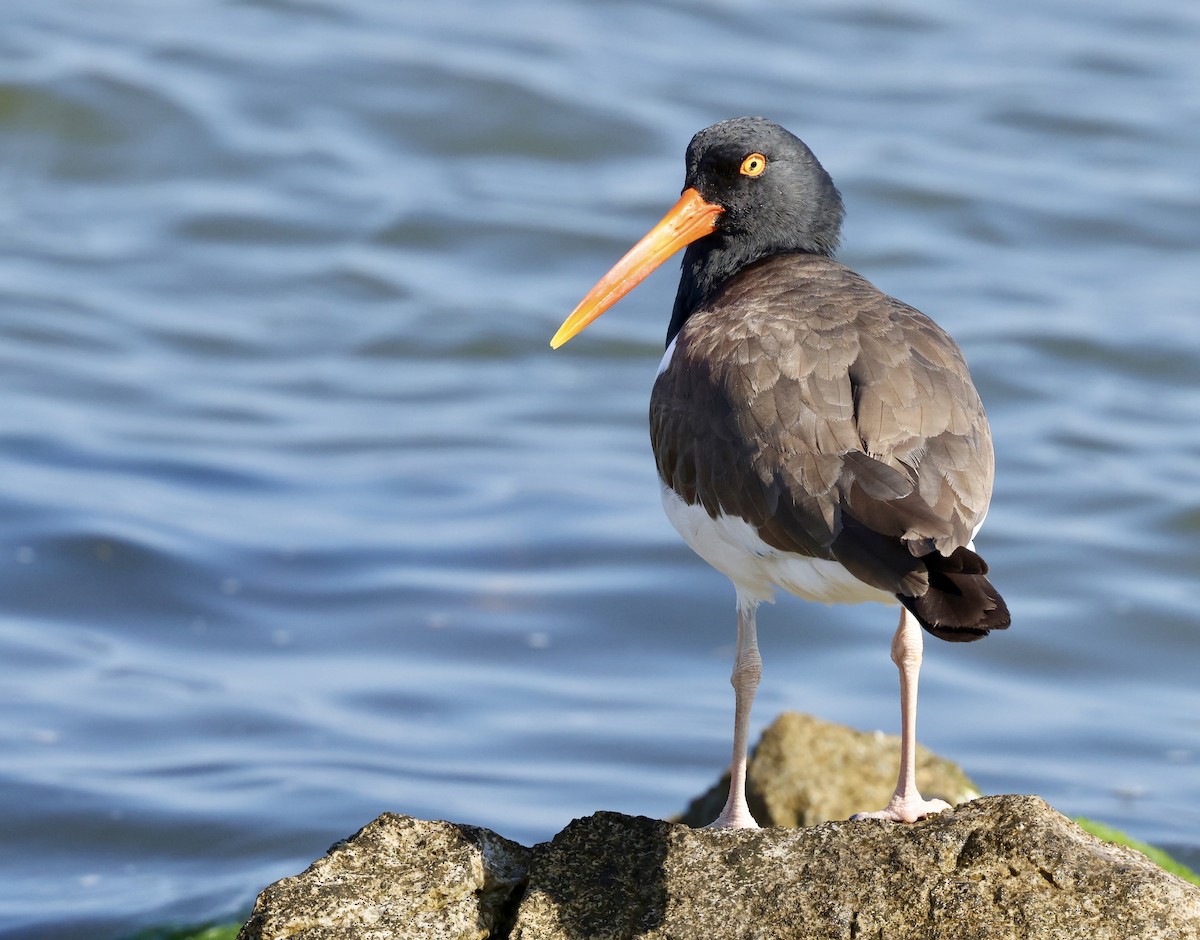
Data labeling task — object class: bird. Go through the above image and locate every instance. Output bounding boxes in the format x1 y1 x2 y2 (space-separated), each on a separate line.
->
550 116 1009 827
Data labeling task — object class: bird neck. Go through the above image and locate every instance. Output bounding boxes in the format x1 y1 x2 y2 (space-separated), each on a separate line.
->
666 235 829 346
666 236 745 346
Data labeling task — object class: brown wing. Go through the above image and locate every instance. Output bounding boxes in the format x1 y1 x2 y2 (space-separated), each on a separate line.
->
650 253 995 601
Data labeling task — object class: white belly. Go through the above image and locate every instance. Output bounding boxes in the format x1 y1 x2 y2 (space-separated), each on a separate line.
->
660 484 896 608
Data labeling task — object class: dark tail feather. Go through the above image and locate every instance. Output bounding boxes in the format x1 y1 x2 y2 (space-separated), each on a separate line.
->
899 546 1010 642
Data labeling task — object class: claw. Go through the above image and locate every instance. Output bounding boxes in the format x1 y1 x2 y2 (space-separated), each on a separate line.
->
851 796 951 823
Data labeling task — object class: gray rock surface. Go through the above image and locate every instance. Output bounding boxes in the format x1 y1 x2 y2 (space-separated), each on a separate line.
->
239 797 1200 940
237 812 529 940
678 711 980 827
237 715 1200 939
512 796 1200 939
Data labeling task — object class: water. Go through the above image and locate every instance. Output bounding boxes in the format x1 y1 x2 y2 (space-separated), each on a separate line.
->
1 1 1198 936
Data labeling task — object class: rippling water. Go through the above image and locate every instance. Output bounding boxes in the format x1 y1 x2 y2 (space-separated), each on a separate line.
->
2 1 1199 936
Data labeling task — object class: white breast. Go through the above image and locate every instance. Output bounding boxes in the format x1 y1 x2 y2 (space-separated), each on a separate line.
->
656 335 678 378
660 485 897 608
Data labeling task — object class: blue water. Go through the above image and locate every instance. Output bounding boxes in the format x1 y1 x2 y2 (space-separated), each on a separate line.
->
2 1 1198 936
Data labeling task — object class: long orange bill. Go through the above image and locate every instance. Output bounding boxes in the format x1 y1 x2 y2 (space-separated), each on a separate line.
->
550 188 723 348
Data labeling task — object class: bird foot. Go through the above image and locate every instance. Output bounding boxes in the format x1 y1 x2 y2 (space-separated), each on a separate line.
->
851 794 951 823
704 804 761 830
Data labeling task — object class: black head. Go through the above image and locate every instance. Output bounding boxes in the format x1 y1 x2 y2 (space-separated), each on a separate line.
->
670 117 844 340
685 117 843 256
550 117 846 352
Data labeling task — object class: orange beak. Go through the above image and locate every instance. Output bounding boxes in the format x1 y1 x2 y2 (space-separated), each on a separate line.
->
550 188 723 348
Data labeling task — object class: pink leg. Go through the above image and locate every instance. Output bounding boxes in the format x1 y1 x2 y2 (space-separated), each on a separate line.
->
852 607 952 823
707 594 762 829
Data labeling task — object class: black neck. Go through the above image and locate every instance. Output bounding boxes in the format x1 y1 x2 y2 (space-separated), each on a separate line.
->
667 235 831 347
666 235 750 347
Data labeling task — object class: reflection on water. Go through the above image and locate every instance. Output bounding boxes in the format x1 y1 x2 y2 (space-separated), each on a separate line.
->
1 1 1199 936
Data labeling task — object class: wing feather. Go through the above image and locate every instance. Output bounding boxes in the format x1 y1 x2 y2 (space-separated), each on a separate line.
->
650 254 994 598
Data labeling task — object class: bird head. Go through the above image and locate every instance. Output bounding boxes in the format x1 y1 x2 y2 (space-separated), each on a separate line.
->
551 117 843 349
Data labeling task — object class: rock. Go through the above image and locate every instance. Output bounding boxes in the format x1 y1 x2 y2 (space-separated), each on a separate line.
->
237 715 1200 939
511 796 1200 939
237 812 530 940
239 798 1200 940
678 711 980 827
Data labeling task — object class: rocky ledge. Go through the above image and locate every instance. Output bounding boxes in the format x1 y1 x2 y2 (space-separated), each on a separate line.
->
238 715 1200 940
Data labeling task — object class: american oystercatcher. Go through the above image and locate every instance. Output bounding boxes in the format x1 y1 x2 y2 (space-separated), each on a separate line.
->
551 117 1008 827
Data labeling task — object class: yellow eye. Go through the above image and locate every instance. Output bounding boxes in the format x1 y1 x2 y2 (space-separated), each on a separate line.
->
739 152 767 177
